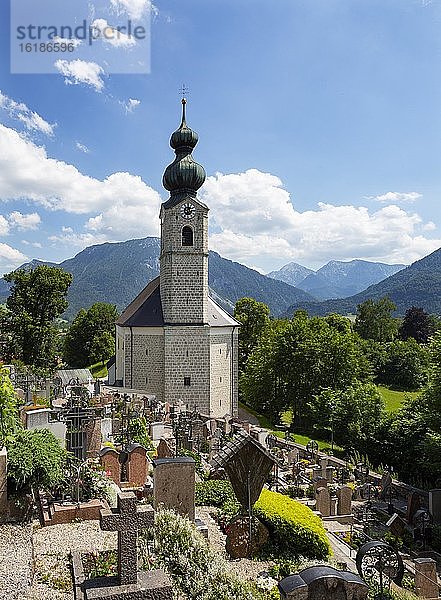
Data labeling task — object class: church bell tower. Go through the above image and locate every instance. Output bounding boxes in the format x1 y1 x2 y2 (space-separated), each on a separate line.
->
160 99 209 324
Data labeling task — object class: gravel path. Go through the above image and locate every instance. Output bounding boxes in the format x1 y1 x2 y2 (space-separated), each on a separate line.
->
1 510 270 600
25 521 117 600
0 524 33 600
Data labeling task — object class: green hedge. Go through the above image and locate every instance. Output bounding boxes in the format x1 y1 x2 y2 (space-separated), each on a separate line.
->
254 489 331 560
195 480 237 507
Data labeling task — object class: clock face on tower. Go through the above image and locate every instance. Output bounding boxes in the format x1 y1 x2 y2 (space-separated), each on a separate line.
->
180 202 196 220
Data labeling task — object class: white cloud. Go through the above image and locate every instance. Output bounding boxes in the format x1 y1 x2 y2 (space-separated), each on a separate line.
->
0 123 161 243
21 240 42 248
54 36 82 48
0 215 9 236
0 243 28 275
122 98 141 113
110 0 158 20
0 91 55 136
91 19 137 48
8 211 41 231
76 142 90 153
200 169 441 268
371 191 422 203
55 60 105 92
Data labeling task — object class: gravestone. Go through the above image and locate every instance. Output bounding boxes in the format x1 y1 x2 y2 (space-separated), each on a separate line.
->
287 449 299 465
101 492 153 585
74 491 174 599
225 516 269 559
386 513 407 538
319 457 328 477
150 422 166 442
414 558 438 599
153 457 195 520
325 466 334 483
126 444 148 488
429 489 441 524
24 408 66 445
85 418 102 457
312 467 322 483
406 491 421 525
156 438 173 459
211 429 276 558
316 487 331 517
100 447 121 486
313 477 328 492
100 418 113 443
379 471 392 500
0 448 7 517
337 485 352 515
279 565 368 600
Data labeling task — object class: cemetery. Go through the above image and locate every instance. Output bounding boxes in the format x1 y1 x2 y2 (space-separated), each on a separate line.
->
0 366 440 600
0 81 440 600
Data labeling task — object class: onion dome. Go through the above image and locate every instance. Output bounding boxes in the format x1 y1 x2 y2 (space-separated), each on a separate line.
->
163 99 206 197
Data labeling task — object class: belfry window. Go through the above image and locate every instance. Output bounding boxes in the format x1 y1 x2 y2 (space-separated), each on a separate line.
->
182 226 193 246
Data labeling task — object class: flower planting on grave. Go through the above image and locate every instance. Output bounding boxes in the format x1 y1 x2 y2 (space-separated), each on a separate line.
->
151 508 275 600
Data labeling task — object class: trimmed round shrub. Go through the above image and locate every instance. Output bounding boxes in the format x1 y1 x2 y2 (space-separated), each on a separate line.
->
254 489 331 559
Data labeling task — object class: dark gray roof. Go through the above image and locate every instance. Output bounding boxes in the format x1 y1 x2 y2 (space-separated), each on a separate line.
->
117 277 164 327
117 275 239 328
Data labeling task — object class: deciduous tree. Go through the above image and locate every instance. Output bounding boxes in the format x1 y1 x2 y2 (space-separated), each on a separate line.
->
4 266 72 368
354 296 398 342
63 302 119 367
234 297 270 372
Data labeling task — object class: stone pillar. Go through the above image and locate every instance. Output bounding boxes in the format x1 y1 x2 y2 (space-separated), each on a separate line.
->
126 445 148 487
414 558 438 599
0 448 7 517
153 457 195 520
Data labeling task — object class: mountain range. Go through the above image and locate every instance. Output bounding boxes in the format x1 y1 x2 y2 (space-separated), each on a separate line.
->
268 259 405 300
286 246 441 316
0 237 314 320
1 237 439 319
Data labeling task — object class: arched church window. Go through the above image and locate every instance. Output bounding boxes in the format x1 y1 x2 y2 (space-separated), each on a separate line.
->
182 226 193 246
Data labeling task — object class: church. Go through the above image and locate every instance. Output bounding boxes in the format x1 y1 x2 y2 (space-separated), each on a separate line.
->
113 99 239 418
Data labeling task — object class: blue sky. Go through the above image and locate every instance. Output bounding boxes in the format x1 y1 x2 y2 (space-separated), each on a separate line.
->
0 0 441 275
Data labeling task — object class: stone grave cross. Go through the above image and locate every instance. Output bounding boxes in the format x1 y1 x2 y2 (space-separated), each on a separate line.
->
100 491 154 585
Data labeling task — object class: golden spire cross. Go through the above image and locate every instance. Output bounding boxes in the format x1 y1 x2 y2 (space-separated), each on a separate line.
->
180 84 189 100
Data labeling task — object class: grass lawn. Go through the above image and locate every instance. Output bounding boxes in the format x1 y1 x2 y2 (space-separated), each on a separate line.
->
88 362 108 378
377 385 420 413
239 401 344 454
